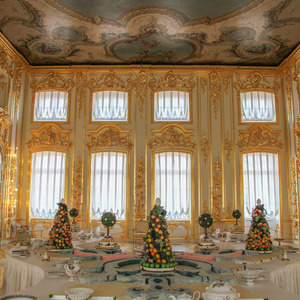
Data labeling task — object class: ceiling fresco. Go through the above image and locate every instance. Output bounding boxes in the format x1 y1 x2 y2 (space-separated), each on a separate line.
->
0 0 299 66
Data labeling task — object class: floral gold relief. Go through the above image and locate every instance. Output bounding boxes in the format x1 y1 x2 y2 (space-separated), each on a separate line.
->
212 158 222 220
26 124 72 150
76 72 87 118
135 70 147 119
199 78 208 94
71 156 82 213
209 71 221 119
200 131 209 162
13 63 23 111
284 69 293 115
237 124 283 149
224 131 233 162
294 116 300 175
134 158 146 221
87 125 133 150
149 124 195 149
0 44 14 78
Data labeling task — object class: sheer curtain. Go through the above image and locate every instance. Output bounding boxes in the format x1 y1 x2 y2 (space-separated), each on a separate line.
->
34 90 68 121
154 91 189 121
155 151 191 220
242 152 280 228
92 91 128 121
30 151 66 218
90 151 127 220
241 91 276 122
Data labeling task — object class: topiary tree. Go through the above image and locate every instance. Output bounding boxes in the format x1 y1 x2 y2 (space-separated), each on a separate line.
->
232 209 242 225
69 208 79 224
101 212 116 239
198 213 213 240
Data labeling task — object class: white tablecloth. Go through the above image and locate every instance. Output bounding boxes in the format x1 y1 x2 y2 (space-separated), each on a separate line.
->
3 255 45 294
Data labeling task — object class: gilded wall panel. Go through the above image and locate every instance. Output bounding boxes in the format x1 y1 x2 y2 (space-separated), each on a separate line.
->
212 158 222 220
209 71 221 119
134 70 147 119
134 157 146 221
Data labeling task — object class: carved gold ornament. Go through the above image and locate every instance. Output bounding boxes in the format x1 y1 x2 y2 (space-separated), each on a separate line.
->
294 116 300 174
27 124 72 150
30 219 53 238
224 131 233 162
209 71 221 119
284 69 293 115
212 157 222 220
237 124 283 149
199 78 208 94
134 157 146 221
200 131 209 162
222 77 231 95
149 124 195 149
87 125 133 150
76 72 87 118
30 71 75 91
6 153 17 228
135 70 147 119
0 106 11 134
0 44 14 78
13 63 23 111
71 156 82 212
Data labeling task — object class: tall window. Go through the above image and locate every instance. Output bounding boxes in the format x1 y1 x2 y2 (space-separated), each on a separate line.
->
154 91 190 121
240 91 276 122
30 151 66 218
92 91 128 121
242 152 280 230
34 90 68 122
90 151 127 220
155 151 191 220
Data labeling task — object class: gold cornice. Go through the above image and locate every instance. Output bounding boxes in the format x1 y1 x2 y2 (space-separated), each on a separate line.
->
87 71 135 91
237 124 283 149
134 157 146 221
200 131 209 162
87 125 133 150
149 70 195 92
209 71 221 119
30 71 75 91
149 124 195 149
27 124 72 150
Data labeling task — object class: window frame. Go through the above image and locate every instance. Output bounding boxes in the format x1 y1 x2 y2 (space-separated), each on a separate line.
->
152 149 194 221
237 89 279 125
89 89 131 125
151 89 193 124
31 88 71 124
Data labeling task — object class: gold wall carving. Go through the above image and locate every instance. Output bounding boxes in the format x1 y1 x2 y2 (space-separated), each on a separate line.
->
26 124 72 150
283 69 293 115
234 72 280 91
202 201 209 213
71 156 82 212
149 124 195 149
199 78 208 94
224 201 233 219
30 71 75 91
0 44 14 78
209 71 221 119
200 131 209 162
134 157 146 221
6 153 17 228
87 125 133 150
30 219 53 237
222 77 231 95
212 157 222 220
168 221 179 232
288 159 299 237
76 72 87 118
224 131 233 162
135 70 147 119
13 63 23 111
294 116 300 174
87 71 135 91
0 106 11 141
237 124 283 149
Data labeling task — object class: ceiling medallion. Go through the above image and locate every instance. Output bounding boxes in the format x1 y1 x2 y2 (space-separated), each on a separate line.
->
28 39 71 58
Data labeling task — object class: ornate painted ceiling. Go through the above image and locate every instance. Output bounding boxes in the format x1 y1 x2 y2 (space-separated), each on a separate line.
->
0 0 300 66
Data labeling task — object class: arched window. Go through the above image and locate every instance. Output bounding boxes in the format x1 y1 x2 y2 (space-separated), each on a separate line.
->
30 151 66 218
90 151 127 220
154 151 191 220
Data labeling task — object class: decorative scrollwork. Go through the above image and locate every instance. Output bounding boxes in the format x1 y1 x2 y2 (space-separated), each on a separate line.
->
284 69 293 115
200 131 209 162
71 157 82 213
224 131 233 162
148 124 195 149
294 116 300 174
135 70 147 119
199 78 208 94
30 71 75 91
0 106 11 135
87 125 133 150
76 72 87 118
209 71 221 119
27 124 72 150
212 157 222 220
134 157 146 221
237 124 283 149
0 44 14 78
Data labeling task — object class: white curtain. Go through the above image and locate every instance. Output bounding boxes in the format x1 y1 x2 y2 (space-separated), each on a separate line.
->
34 90 68 121
242 152 280 222
154 91 189 121
155 151 191 220
30 151 66 218
241 91 276 122
92 91 128 121
90 151 127 220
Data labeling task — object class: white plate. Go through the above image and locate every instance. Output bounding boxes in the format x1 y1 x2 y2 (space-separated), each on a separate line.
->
49 296 115 300
0 295 38 300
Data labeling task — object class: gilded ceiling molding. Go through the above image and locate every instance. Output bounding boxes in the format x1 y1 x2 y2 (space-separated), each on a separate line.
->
0 44 14 78
148 124 195 149
288 159 299 236
149 71 195 91
134 157 146 221
134 70 147 119
224 131 233 162
237 124 283 149
234 72 280 91
30 71 75 91
212 157 222 220
199 78 208 94
71 156 82 213
87 125 133 150
209 71 221 119
87 71 135 91
76 72 87 118
26 124 72 150
200 131 209 162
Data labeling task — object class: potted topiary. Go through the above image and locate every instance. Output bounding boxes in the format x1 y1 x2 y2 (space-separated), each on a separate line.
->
69 208 79 224
101 212 116 240
198 213 214 245
232 209 241 225
231 209 244 234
